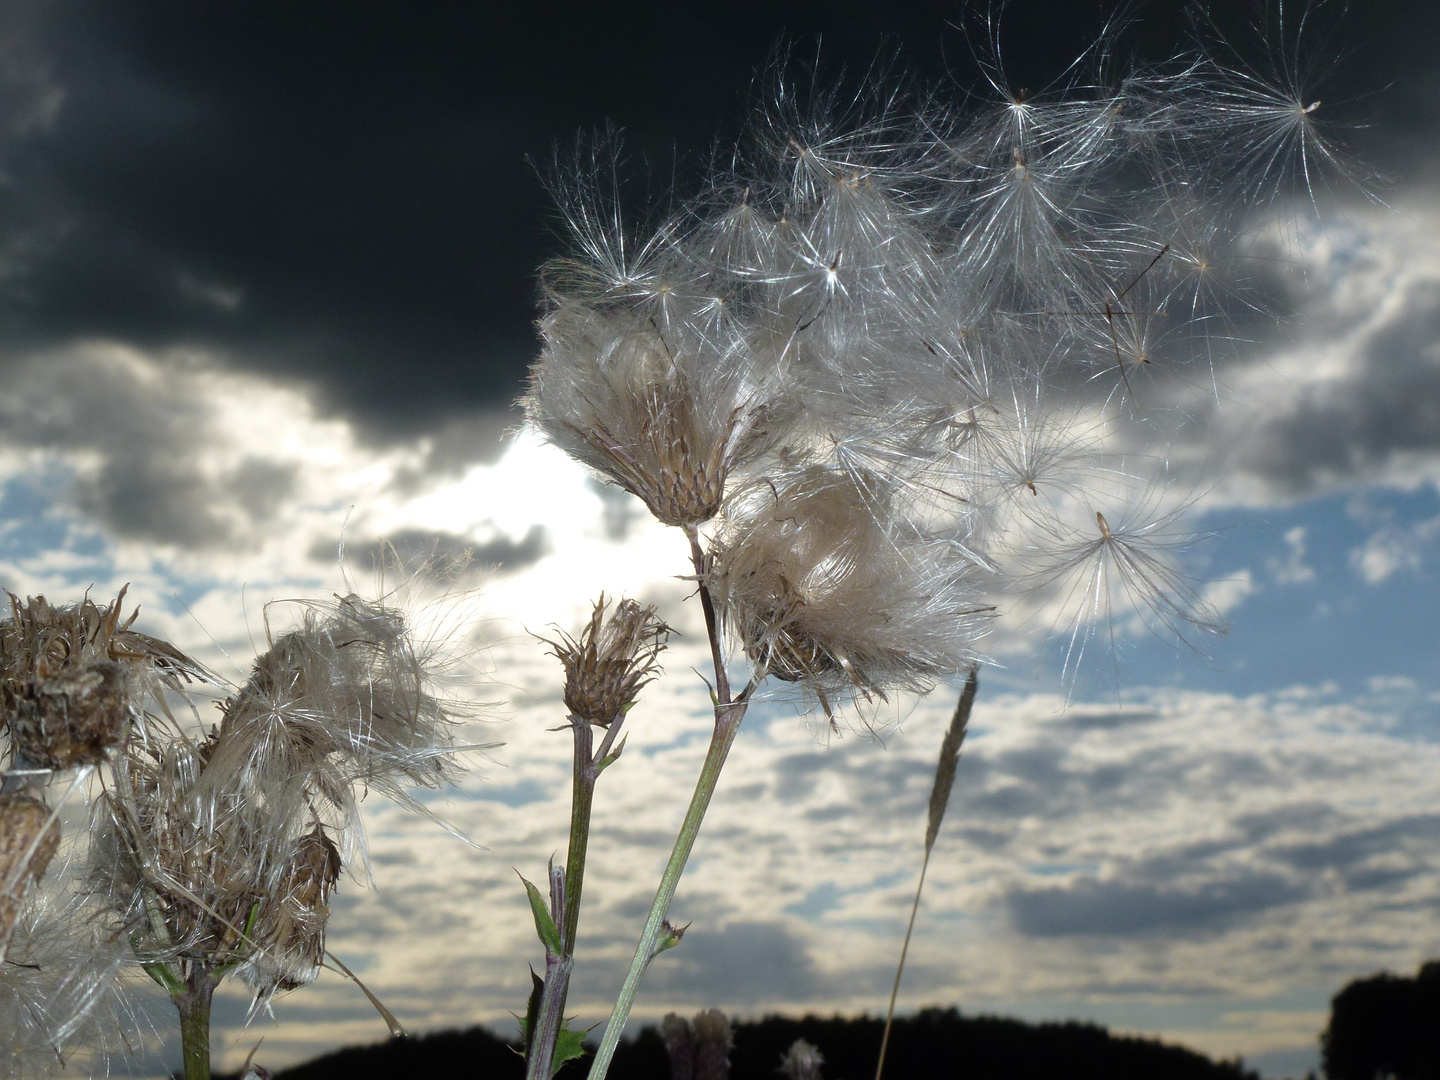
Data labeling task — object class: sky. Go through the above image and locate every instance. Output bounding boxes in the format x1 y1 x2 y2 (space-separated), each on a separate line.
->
2 2 1439 1078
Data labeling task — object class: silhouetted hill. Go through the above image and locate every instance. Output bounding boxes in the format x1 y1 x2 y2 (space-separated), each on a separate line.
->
231 1007 1257 1080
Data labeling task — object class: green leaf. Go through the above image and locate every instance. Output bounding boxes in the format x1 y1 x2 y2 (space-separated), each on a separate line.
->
140 959 185 997
520 874 563 956
550 1024 587 1077
595 733 628 773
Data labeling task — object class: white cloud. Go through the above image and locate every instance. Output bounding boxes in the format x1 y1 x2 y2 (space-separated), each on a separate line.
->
1268 526 1316 585
1348 510 1440 583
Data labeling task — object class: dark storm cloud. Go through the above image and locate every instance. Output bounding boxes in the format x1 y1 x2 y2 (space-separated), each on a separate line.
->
1007 870 1308 936
1 0 1433 441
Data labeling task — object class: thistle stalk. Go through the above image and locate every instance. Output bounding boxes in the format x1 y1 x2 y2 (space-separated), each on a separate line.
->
585 530 749 1080
174 966 218 1080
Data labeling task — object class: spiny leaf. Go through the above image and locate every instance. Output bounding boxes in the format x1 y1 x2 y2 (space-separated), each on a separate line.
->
550 1024 587 1076
520 966 545 1057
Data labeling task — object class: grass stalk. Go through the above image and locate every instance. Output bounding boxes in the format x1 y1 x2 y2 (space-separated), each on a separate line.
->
875 670 977 1080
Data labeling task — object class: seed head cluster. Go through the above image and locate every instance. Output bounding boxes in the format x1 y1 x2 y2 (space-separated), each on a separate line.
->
525 35 1343 707
89 591 475 1008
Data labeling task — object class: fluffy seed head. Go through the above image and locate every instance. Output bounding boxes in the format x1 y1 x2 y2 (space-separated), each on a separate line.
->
527 227 797 527
545 595 670 726
711 468 989 715
778 1039 825 1080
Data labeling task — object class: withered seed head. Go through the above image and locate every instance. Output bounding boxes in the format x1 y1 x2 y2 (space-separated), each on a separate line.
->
2 587 205 770
8 661 130 772
545 595 670 727
0 792 61 962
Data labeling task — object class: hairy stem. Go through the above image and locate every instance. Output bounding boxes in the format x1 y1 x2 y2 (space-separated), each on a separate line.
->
175 966 218 1080
585 529 747 1079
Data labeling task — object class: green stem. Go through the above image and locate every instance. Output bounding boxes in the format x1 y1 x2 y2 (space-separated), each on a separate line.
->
175 966 218 1080
585 701 746 1079
586 526 747 1080
875 846 931 1080
562 718 596 957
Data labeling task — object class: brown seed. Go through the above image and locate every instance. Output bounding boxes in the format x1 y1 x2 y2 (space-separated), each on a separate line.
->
0 792 61 962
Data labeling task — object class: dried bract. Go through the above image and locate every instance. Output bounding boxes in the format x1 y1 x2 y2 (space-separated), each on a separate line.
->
545 595 670 726
238 826 342 995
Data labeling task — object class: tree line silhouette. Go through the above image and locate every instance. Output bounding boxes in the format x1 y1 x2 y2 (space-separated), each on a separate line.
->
208 959 1440 1080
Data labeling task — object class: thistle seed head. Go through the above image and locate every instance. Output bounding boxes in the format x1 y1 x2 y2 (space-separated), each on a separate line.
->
711 468 989 716
527 286 796 528
1 587 205 771
0 793 60 963
546 595 670 727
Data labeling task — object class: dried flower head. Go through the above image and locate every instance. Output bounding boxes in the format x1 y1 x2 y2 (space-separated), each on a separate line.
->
545 595 670 727
710 468 989 716
1 587 203 772
0 792 60 962
88 586 483 1013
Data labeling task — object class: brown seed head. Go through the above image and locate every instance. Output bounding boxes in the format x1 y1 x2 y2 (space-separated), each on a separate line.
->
2 587 204 770
545 595 670 727
0 792 61 962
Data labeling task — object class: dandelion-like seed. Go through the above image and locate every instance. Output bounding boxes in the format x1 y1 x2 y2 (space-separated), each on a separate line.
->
545 595 670 727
